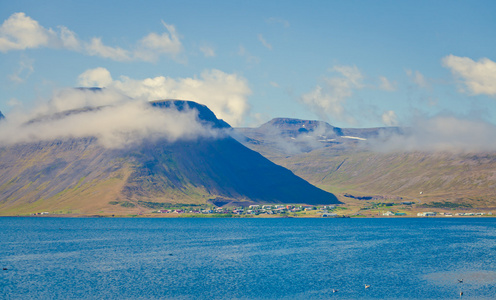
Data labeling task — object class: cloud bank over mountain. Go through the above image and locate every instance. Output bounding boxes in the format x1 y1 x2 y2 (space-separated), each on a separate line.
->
77 68 251 127
369 115 496 153
0 89 221 149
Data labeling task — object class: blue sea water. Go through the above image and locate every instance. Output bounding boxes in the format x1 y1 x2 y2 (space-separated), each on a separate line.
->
1 217 496 299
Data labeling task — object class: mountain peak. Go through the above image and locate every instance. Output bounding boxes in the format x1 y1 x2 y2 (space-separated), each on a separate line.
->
0 101 340 214
259 117 341 138
151 99 230 129
265 118 334 129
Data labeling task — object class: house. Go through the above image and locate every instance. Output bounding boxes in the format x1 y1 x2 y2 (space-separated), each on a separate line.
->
417 212 436 217
383 211 395 216
322 213 338 217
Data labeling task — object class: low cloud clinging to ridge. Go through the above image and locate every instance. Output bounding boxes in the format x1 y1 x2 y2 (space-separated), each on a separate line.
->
78 68 251 127
369 115 496 153
0 88 222 149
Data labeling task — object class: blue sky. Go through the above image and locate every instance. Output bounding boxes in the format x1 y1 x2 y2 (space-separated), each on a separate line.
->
1 0 496 129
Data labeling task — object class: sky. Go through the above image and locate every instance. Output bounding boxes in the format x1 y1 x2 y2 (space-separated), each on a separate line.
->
1 0 496 132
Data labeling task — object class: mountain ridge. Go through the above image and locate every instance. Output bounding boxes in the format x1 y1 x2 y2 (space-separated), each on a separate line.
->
0 100 340 215
236 117 402 158
235 118 496 207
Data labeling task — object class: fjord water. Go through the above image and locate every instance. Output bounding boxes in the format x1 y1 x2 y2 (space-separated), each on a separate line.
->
1 218 496 299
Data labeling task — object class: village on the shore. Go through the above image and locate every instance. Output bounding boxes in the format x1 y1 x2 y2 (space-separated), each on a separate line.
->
27 200 495 217
151 202 494 218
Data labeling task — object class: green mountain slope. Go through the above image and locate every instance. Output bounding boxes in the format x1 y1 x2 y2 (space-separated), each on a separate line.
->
273 150 496 204
0 138 132 215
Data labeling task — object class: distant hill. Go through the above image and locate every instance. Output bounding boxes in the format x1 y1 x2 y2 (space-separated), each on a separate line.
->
0 101 339 216
236 118 496 207
236 117 401 157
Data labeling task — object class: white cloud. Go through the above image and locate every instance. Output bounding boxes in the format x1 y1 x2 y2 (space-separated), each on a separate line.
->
0 89 218 149
58 26 81 51
134 21 183 62
0 12 52 52
77 68 251 126
0 12 184 62
379 76 396 91
381 110 398 126
77 67 113 87
85 38 131 61
0 13 81 53
371 115 496 153
8 55 34 83
301 85 343 119
442 54 496 96
200 45 215 57
301 65 363 123
258 34 272 50
406 69 429 89
46 87 127 113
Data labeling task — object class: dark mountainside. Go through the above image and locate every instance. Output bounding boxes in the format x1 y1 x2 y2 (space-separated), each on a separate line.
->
236 118 496 207
0 101 339 215
127 101 340 206
150 100 231 129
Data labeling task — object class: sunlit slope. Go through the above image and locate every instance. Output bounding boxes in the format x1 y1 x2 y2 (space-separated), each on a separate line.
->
272 149 496 205
235 118 496 206
0 138 134 215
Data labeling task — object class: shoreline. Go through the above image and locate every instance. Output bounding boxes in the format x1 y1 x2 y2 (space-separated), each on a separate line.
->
2 214 495 219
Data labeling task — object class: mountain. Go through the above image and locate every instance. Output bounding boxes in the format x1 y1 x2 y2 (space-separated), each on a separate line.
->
150 100 231 129
236 117 401 158
235 118 496 208
0 101 339 216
